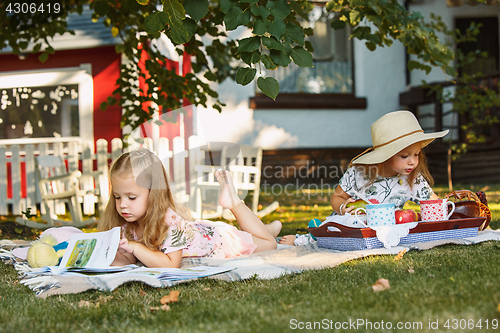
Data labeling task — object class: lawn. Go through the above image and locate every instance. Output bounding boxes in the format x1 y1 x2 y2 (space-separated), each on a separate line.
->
0 183 499 333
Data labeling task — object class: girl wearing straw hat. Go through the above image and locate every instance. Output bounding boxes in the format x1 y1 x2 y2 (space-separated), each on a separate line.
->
280 110 448 246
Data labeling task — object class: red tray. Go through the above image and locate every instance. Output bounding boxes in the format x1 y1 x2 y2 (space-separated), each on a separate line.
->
308 217 486 239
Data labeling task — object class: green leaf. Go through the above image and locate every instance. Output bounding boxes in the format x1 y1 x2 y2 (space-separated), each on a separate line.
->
261 36 284 51
261 54 278 70
136 0 149 5
330 20 345 30
445 65 457 77
144 11 170 34
253 19 268 36
224 6 243 30
250 51 261 64
407 60 421 72
220 0 239 14
100 101 108 111
326 1 343 12
184 0 209 20
251 4 270 18
163 0 186 23
236 67 257 86
270 49 291 67
283 24 304 45
240 52 254 65
33 43 42 53
39 53 49 63
257 77 280 100
170 21 190 44
127 0 145 11
204 71 218 81
107 96 117 105
289 1 309 20
365 41 376 51
240 0 258 3
94 1 110 16
349 10 362 24
267 0 291 19
183 17 198 38
237 36 261 53
268 17 286 39
291 47 313 67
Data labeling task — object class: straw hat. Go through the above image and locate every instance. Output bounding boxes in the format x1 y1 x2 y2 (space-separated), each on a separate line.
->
351 110 449 165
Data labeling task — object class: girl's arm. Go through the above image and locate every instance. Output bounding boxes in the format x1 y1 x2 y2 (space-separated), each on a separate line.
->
429 192 440 200
111 251 137 266
331 185 355 214
118 238 182 268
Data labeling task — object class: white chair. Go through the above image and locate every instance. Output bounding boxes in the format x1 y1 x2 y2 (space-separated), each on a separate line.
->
17 155 105 228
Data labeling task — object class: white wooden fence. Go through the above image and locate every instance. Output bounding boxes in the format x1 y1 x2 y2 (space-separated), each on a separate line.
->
0 135 208 217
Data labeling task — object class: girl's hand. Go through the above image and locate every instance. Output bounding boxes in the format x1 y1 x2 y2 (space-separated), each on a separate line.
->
118 237 136 254
342 198 356 214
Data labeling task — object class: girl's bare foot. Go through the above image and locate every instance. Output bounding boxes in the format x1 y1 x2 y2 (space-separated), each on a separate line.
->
265 220 282 238
215 169 242 209
278 235 296 246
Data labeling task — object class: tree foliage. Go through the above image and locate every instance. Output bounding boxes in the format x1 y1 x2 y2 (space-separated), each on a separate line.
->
0 0 459 131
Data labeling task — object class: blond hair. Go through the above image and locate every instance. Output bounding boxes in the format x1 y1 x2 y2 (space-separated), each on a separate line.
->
354 149 434 189
98 148 191 250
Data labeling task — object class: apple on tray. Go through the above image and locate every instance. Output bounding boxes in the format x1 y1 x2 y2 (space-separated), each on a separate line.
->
395 209 418 224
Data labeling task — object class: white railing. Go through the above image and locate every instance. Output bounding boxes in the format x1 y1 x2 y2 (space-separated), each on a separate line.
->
0 135 206 217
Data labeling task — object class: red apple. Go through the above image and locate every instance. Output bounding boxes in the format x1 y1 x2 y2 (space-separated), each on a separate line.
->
395 209 418 224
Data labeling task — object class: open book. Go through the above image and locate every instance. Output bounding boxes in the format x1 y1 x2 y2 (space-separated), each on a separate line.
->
33 227 124 275
30 227 235 279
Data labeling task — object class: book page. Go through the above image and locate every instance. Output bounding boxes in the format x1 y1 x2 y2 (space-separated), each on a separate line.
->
56 227 121 273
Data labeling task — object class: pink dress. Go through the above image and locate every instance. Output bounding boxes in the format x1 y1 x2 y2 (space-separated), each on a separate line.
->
160 208 257 258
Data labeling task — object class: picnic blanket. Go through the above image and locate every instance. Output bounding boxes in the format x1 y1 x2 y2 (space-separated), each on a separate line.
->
2 229 500 298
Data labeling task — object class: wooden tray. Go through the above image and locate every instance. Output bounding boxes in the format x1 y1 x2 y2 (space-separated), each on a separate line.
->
308 217 486 239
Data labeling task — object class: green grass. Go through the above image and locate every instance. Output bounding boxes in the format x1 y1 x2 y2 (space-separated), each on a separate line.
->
1 183 500 332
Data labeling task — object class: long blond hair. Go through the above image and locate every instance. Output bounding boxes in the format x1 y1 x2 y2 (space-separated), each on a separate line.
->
353 149 434 188
98 148 190 250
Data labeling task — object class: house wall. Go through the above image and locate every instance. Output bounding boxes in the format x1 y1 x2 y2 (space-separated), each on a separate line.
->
196 1 500 152
194 15 405 150
0 46 122 149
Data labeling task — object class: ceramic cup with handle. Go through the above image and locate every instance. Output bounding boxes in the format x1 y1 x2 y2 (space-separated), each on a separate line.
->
419 199 455 221
355 202 396 227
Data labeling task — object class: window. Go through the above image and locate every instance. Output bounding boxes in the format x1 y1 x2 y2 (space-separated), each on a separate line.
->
0 65 94 142
0 84 79 139
250 6 366 109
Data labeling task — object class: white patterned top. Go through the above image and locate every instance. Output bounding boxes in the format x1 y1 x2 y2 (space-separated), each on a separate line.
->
333 166 434 214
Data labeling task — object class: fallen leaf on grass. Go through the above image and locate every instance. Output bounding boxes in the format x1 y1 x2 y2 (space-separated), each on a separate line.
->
160 290 180 304
408 266 415 273
372 278 390 292
497 302 500 313
78 300 97 308
139 289 147 296
393 249 407 261
150 305 171 312
78 295 113 308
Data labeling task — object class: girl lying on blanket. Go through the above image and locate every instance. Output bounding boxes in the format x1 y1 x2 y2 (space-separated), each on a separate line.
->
280 110 448 246
98 148 282 268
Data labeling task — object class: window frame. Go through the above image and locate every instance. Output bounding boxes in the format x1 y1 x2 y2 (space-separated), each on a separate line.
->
0 64 94 143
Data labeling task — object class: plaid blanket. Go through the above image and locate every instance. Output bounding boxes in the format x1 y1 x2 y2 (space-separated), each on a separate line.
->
2 230 500 298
